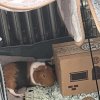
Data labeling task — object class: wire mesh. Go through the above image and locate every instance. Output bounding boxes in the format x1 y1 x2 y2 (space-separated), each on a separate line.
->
0 0 100 100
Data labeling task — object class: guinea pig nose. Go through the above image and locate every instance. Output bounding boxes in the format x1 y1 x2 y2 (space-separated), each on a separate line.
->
42 74 46 78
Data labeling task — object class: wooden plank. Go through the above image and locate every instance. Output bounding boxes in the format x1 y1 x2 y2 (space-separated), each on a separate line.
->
0 0 55 12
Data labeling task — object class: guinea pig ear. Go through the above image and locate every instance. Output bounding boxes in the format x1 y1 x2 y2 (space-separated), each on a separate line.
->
45 61 52 67
45 61 54 68
35 65 46 71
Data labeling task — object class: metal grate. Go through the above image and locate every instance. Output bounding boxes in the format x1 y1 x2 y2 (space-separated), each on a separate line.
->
0 2 68 47
81 0 100 38
0 64 8 100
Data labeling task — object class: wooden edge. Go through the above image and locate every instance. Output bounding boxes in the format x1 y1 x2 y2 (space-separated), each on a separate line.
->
87 0 100 33
75 0 85 46
0 5 18 11
0 0 55 11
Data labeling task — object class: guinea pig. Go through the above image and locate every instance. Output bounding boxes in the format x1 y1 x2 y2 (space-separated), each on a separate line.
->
3 61 55 97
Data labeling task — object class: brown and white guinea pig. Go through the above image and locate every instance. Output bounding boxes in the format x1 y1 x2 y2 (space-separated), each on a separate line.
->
3 61 55 97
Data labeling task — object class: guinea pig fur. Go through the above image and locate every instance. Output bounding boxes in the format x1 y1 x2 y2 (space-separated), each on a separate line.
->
3 61 55 97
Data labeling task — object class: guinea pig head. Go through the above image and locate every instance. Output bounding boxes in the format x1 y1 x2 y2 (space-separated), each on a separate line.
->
33 65 55 87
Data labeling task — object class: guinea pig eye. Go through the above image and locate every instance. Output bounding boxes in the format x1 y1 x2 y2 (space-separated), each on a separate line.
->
42 74 46 78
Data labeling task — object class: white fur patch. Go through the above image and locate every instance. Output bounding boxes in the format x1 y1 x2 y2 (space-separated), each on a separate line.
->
30 62 45 85
7 88 24 97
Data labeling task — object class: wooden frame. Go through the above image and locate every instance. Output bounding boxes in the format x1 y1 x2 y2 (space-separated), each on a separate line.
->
0 0 55 11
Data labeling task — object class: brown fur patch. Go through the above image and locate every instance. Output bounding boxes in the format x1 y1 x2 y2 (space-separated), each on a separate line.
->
3 63 18 90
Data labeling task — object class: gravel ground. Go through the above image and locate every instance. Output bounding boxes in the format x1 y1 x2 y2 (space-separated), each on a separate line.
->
25 82 99 100
92 0 100 21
